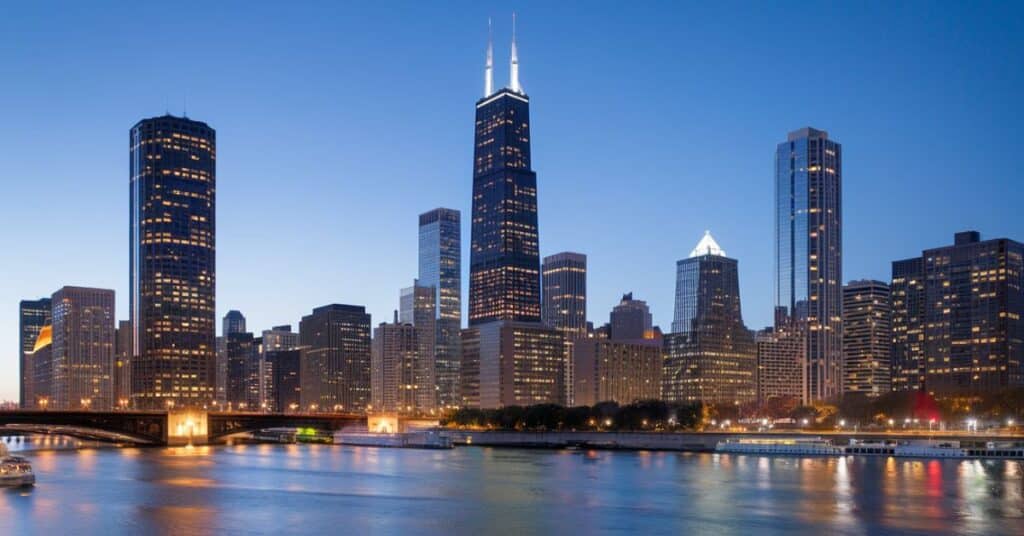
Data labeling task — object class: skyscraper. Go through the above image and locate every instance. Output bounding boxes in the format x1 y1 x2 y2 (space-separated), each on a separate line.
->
398 283 438 410
892 232 1024 395
223 310 246 336
541 252 587 339
664 232 756 404
610 293 654 340
774 127 842 402
471 321 565 409
755 325 806 403
418 208 462 409
225 331 259 409
299 304 372 412
842 280 892 397
468 21 541 326
130 114 216 409
262 325 300 353
26 325 53 409
114 320 132 408
890 257 926 391
19 298 51 408
51 286 116 410
371 320 423 412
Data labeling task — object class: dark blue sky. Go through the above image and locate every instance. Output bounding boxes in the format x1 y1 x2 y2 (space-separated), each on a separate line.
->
1 2 1022 399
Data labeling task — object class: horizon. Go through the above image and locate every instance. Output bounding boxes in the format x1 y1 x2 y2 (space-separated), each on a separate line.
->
3 2 1023 401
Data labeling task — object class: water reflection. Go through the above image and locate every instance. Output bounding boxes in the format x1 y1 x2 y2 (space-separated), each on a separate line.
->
0 446 1020 534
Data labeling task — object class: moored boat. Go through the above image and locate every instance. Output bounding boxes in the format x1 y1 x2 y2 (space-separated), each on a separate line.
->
715 437 844 456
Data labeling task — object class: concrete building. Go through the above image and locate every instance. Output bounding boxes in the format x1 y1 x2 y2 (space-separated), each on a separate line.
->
461 321 565 409
842 280 892 397
573 337 662 406
892 231 1024 395
755 325 806 403
371 320 424 413
51 286 115 410
299 304 372 412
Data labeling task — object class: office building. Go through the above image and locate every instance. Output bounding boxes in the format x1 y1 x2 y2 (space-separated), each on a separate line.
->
299 304 371 411
115 320 132 408
542 252 587 339
463 321 564 409
756 325 806 403
223 310 246 336
842 280 892 397
775 127 842 401
371 320 427 412
468 25 541 326
419 208 463 409
50 286 115 410
262 325 299 352
19 298 51 408
892 232 1024 395
573 336 662 406
664 232 756 404
130 114 216 409
267 349 301 413
610 293 653 340
225 331 260 409
399 283 437 410
26 325 53 409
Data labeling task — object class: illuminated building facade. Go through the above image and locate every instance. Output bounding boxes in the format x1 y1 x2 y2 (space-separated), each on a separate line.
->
542 252 587 339
474 321 565 409
19 297 51 408
891 257 926 391
468 32 541 326
775 127 842 402
755 325 806 403
27 326 53 409
115 320 132 408
371 321 425 412
894 232 1024 395
842 280 891 397
418 208 462 407
130 114 216 409
573 337 662 406
51 286 116 410
664 233 756 404
299 304 372 412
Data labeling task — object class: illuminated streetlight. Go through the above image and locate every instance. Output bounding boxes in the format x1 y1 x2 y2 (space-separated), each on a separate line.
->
801 418 809 427
838 419 846 428
603 418 612 427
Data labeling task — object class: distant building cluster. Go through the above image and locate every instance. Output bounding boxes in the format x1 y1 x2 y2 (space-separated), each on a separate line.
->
16 28 1024 413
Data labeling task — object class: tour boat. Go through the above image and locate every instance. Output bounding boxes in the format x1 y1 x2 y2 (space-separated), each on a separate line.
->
715 437 844 456
334 430 453 449
0 444 35 487
894 441 1024 459
845 439 897 456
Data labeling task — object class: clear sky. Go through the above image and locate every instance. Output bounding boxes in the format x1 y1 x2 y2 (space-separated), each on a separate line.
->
1 2 1022 401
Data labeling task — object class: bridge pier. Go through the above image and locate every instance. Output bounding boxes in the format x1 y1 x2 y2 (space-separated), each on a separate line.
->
167 410 209 446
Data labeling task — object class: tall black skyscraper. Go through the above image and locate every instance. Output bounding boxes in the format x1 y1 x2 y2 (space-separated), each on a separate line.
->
299 304 372 411
468 21 541 326
19 298 51 408
130 114 216 409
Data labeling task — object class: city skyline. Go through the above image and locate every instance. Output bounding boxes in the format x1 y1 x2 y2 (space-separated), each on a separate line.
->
2 4 1023 401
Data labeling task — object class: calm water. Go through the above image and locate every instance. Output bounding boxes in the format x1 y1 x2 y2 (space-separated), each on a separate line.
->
1 441 1022 535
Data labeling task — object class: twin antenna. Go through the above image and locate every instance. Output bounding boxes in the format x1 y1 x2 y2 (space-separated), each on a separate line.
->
484 13 522 97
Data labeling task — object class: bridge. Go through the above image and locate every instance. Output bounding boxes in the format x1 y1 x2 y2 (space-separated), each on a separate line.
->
0 410 364 446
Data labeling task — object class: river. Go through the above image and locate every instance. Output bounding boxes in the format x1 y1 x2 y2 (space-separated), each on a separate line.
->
1 439 1022 534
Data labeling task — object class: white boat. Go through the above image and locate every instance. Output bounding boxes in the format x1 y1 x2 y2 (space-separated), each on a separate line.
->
895 441 968 458
0 444 35 487
334 430 453 449
845 439 896 456
715 437 844 456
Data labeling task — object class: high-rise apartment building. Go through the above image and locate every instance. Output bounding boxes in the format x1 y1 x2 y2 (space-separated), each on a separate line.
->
130 114 216 409
371 320 426 412
890 257 926 391
51 286 115 410
19 298 51 408
418 208 462 409
755 325 806 403
466 321 564 409
664 233 756 404
775 127 842 402
892 232 1024 395
299 304 371 411
573 336 662 407
842 280 892 397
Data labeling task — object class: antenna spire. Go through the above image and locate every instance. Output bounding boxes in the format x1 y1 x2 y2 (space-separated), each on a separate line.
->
484 18 493 97
509 12 521 94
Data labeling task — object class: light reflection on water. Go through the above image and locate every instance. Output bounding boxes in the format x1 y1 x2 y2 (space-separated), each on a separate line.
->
0 444 1021 535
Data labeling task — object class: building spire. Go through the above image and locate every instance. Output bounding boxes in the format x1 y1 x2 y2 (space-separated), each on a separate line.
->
484 18 494 97
509 12 522 94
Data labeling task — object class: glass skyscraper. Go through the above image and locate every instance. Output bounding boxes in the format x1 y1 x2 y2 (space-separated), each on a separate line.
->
299 304 372 411
19 297 51 408
774 127 842 402
541 252 587 340
418 208 461 408
130 114 216 409
664 232 756 404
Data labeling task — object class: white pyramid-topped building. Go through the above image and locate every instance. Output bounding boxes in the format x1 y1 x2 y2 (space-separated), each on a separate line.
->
689 230 726 258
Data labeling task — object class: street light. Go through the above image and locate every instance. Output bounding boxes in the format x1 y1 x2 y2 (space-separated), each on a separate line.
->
38 397 49 411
